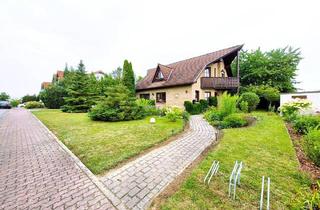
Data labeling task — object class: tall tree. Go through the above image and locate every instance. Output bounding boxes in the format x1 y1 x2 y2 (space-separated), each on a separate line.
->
0 92 10 101
122 60 135 96
78 60 86 73
61 69 93 113
111 67 123 84
234 47 301 92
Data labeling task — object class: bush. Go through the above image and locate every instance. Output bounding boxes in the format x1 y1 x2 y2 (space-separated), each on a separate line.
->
239 92 260 112
165 106 184 122
217 92 239 117
22 94 39 103
39 84 66 109
25 101 44 109
88 85 145 121
184 101 202 115
204 107 224 122
293 115 320 134
10 99 20 107
239 101 249 113
304 129 320 167
212 113 248 129
136 98 159 116
199 99 209 111
208 96 217 107
279 99 312 122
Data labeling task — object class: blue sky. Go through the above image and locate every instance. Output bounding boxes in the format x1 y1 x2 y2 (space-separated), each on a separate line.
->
0 0 319 98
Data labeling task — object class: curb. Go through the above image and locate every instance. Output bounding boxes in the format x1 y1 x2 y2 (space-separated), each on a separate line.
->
30 110 128 210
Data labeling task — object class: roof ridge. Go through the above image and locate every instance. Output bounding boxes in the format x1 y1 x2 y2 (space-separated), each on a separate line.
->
166 44 243 66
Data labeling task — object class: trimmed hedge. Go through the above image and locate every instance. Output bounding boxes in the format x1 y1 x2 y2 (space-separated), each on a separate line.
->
25 101 44 109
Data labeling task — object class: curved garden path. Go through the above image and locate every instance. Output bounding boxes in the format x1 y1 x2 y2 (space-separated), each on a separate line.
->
100 115 216 209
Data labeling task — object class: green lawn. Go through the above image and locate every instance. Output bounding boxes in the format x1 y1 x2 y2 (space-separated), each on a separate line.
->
33 109 184 174
159 112 310 209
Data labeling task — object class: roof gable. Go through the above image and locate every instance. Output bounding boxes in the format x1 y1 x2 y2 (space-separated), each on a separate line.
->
152 64 173 82
137 44 243 90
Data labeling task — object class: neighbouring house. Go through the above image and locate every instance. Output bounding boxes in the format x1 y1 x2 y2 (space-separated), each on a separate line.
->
92 70 105 80
41 82 52 90
280 91 320 114
136 45 243 107
41 70 64 90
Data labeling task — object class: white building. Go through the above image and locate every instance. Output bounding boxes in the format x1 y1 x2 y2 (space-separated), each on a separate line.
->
92 71 105 80
280 91 320 114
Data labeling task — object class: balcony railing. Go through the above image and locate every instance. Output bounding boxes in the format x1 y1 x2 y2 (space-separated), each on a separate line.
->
201 77 239 89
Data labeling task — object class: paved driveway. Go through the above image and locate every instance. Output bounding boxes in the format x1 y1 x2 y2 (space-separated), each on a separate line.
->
0 109 7 119
0 109 115 209
101 115 216 209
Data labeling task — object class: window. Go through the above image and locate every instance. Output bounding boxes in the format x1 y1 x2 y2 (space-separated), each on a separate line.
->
204 92 211 100
156 92 166 103
155 71 164 80
292 95 307 99
204 67 211 77
140 93 150 99
221 69 225 77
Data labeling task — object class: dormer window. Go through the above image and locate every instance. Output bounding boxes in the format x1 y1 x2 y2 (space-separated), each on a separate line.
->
156 71 164 80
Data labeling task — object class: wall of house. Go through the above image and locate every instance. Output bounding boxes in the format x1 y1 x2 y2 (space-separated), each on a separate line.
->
190 61 227 100
137 85 193 108
136 61 230 108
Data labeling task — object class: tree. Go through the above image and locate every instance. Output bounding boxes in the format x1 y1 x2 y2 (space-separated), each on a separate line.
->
39 84 66 109
61 68 94 113
111 67 122 82
0 92 10 101
22 94 38 103
122 60 135 96
78 60 86 73
88 85 144 121
234 47 301 92
242 85 280 109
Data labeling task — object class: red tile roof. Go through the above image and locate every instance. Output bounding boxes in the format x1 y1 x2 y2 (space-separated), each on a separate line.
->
136 45 243 91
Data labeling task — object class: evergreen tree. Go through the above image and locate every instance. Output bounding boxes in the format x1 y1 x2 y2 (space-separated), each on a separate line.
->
78 60 86 73
122 60 135 96
61 69 94 113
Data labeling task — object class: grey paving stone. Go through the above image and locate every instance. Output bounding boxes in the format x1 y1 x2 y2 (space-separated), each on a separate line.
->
101 115 216 209
0 109 116 210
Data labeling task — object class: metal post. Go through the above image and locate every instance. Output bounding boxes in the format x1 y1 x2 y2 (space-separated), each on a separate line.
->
260 176 265 210
267 178 270 210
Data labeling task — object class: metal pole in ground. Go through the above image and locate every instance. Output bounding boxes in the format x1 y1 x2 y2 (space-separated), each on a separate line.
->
259 176 265 210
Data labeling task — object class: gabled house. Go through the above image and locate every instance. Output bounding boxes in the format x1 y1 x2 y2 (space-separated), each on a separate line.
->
136 45 243 107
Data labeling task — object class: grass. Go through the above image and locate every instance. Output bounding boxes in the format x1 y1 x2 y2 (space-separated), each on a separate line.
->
33 109 184 174
159 112 311 209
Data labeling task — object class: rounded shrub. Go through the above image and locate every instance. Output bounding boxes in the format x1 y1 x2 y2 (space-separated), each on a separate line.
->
239 92 260 112
25 101 44 109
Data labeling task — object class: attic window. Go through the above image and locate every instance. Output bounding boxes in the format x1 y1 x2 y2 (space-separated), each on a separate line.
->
155 71 164 80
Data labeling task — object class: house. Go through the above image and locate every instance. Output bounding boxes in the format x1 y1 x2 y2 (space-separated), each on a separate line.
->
41 82 51 90
92 70 105 80
41 70 64 90
280 91 320 114
136 45 243 107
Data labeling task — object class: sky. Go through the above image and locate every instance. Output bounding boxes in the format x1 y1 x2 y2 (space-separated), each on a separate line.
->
0 0 319 98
